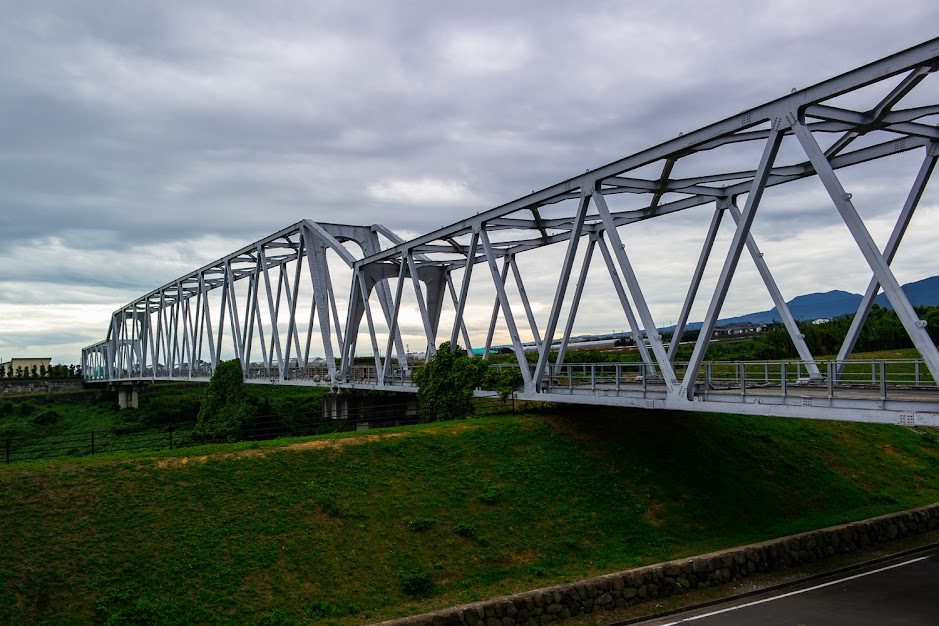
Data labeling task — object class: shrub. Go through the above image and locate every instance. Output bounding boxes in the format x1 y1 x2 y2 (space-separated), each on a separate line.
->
401 570 434 597
33 410 61 426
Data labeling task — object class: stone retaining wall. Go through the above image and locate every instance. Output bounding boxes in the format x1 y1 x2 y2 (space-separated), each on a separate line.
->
378 503 939 626
0 379 84 397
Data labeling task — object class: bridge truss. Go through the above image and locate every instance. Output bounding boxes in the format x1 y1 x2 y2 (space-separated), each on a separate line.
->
84 38 939 425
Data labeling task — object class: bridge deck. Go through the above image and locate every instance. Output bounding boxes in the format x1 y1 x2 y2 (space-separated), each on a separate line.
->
90 358 939 426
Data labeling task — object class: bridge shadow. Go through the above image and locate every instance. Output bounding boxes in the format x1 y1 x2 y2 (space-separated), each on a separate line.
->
541 405 917 552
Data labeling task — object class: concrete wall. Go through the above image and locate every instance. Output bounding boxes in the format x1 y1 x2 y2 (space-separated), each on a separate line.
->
0 379 84 397
377 503 939 626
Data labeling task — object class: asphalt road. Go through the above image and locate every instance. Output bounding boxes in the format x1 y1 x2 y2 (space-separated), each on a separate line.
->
630 547 939 626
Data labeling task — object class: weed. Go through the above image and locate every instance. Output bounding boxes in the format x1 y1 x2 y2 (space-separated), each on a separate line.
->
479 486 501 504
453 523 477 538
407 517 436 532
253 609 294 626
307 601 342 620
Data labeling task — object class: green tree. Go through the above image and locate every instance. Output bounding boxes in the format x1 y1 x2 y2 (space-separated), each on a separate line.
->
195 359 259 442
30 365 39 379
412 343 488 422
412 343 523 421
924 307 939 344
15 366 23 379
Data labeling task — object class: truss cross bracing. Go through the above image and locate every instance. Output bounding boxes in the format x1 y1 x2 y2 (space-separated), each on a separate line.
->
84 38 939 426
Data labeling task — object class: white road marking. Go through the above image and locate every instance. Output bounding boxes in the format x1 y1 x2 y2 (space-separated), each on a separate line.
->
653 556 931 625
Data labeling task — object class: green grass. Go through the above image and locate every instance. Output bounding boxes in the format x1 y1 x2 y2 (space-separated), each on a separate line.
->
0 384 330 443
2 409 939 625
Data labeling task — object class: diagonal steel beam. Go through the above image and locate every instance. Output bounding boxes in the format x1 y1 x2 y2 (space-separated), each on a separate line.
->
510 256 542 350
836 144 938 368
533 193 591 389
479 229 532 388
483 258 511 359
450 231 479 351
792 118 939 384
727 203 821 378
593 190 676 387
681 123 784 400
556 237 597 365
445 272 473 353
596 234 655 369
668 203 724 362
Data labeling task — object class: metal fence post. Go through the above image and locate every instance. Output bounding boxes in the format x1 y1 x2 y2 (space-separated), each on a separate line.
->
5 439 9 464
168 425 173 450
880 361 887 403
90 431 95 456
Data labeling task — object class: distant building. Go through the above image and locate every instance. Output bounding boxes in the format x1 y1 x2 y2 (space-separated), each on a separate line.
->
711 322 767 339
811 318 831 325
1 357 52 377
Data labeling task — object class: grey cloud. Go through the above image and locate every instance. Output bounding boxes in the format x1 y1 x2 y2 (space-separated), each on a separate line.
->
2 0 938 360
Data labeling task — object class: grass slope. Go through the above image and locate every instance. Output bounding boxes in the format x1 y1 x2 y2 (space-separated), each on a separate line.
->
0 384 328 443
2 410 939 625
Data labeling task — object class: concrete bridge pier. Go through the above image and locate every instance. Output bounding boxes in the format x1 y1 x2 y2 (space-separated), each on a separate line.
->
321 391 418 427
108 382 148 409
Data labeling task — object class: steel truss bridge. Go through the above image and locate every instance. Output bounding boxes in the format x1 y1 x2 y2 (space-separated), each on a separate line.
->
84 39 939 425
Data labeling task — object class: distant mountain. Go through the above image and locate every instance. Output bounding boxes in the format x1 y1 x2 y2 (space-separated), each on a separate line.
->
875 275 939 308
656 275 939 335
714 275 939 327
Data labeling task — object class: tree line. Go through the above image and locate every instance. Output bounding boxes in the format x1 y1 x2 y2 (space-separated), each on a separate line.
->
0 364 82 381
671 304 939 362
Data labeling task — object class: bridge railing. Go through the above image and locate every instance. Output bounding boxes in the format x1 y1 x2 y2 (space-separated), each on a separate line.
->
537 362 663 396
674 359 937 405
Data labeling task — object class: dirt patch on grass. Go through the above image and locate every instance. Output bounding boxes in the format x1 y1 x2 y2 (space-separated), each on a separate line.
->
502 550 539 566
152 432 410 468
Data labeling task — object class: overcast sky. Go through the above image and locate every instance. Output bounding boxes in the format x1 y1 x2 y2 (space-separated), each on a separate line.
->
2 1 938 364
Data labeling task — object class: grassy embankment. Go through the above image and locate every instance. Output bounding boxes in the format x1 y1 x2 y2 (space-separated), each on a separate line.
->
0 383 327 441
2 408 939 625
